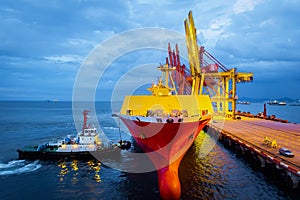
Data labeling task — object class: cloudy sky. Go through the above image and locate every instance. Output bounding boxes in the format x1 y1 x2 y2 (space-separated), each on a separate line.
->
1 0 299 101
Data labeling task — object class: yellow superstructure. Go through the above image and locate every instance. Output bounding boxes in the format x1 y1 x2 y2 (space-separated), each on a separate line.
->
120 63 213 118
120 94 213 118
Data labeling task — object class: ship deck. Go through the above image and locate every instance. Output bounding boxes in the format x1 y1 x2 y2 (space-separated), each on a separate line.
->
18 145 58 152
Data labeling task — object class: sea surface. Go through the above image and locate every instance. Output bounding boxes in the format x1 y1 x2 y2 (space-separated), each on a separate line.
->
0 101 299 200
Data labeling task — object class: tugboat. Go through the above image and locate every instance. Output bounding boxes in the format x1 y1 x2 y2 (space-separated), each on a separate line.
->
17 110 123 161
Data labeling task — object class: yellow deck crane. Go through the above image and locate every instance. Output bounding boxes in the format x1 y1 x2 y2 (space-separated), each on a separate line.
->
184 11 201 95
182 11 253 118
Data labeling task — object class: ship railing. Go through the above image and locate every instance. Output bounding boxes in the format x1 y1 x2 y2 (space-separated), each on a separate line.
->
126 114 203 123
37 143 49 151
146 109 189 118
57 144 97 152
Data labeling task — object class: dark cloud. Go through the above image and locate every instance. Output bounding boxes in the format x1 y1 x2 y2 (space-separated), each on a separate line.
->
0 0 299 100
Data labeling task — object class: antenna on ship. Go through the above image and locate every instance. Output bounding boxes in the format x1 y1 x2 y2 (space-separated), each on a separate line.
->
147 63 178 96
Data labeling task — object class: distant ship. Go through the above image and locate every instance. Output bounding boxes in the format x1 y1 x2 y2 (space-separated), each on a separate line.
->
237 101 250 105
118 65 213 199
45 99 59 102
278 102 286 106
267 100 286 106
268 100 279 105
291 100 300 106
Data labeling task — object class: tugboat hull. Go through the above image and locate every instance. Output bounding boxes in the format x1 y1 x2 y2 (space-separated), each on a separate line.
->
17 147 94 160
17 146 121 161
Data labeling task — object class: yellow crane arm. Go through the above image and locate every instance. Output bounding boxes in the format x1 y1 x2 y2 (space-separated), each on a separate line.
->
184 11 201 94
184 19 195 76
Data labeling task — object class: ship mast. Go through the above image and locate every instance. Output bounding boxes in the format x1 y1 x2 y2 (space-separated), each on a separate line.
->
147 64 177 96
82 110 90 131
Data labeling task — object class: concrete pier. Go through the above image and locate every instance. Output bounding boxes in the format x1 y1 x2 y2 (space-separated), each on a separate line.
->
207 116 300 189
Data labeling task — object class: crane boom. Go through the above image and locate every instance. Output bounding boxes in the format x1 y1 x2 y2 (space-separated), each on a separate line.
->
184 11 201 95
181 10 253 118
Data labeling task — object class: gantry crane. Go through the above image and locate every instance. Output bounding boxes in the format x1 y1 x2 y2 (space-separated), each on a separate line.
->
168 11 253 119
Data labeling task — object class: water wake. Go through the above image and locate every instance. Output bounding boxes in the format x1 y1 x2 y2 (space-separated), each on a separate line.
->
0 160 41 176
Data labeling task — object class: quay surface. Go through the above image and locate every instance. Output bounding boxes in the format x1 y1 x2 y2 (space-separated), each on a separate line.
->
208 116 300 187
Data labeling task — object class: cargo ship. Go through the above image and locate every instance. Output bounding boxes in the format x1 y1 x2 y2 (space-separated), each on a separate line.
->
118 64 213 199
117 11 218 199
18 110 122 161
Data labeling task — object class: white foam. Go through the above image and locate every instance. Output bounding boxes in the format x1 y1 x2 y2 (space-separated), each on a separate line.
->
0 160 41 176
0 160 25 169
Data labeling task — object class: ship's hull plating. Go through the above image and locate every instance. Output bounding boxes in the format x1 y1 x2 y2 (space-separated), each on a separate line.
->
120 115 211 199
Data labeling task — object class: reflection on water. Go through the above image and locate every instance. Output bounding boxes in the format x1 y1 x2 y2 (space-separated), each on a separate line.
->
180 132 293 200
57 159 102 184
43 134 298 200
58 161 68 181
55 159 107 199
87 160 102 183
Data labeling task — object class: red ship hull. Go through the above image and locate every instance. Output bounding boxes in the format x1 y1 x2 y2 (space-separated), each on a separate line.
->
120 115 211 199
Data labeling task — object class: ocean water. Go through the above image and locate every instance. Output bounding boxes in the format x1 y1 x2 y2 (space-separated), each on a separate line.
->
0 101 299 200
236 102 300 124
